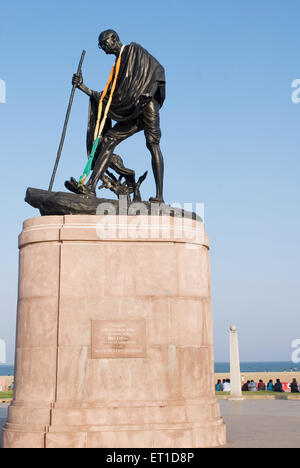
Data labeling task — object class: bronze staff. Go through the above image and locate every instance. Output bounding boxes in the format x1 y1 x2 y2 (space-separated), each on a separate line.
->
48 50 86 191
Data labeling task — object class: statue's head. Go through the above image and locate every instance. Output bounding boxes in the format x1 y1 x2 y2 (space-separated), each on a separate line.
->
98 30 122 55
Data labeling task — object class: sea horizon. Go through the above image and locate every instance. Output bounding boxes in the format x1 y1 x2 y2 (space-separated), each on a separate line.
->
215 361 299 373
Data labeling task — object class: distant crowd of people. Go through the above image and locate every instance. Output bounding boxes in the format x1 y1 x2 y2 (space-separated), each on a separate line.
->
216 378 300 393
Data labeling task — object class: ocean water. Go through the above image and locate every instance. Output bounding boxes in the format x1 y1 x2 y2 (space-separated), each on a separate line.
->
1 362 299 376
215 362 300 373
0 365 14 376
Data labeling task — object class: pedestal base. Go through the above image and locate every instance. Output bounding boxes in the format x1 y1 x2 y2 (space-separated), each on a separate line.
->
3 215 226 448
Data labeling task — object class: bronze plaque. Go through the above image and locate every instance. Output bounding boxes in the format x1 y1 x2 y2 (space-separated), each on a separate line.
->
91 320 147 359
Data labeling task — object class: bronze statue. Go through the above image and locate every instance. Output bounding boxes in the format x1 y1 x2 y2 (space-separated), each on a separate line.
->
65 29 166 203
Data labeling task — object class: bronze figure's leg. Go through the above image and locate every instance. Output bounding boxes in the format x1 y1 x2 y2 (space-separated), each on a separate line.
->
142 101 164 203
85 120 141 193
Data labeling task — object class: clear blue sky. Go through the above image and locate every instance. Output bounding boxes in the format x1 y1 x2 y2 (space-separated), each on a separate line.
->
1 0 299 364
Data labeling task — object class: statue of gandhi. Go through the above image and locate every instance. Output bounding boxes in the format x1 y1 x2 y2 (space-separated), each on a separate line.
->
66 30 166 203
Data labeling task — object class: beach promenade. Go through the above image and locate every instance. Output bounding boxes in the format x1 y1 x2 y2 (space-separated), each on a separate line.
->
0 377 13 392
0 405 9 447
220 399 300 448
215 371 300 388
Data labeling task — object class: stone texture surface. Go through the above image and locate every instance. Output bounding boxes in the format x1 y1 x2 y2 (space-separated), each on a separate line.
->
2 215 226 448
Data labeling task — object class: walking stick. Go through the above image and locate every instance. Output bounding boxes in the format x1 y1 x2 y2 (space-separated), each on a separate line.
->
48 50 86 191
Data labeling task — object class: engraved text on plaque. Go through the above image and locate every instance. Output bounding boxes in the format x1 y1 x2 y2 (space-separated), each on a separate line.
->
91 320 146 359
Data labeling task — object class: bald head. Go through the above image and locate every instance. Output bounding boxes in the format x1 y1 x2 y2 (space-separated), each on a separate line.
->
99 30 120 43
98 30 123 56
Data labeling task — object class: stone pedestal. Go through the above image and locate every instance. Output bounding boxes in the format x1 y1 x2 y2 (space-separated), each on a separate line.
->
2 215 226 448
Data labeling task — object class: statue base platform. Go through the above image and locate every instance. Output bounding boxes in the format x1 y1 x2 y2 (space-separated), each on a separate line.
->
2 215 226 448
25 187 201 219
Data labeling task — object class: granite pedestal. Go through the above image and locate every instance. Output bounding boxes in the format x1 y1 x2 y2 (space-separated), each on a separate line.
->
2 215 226 448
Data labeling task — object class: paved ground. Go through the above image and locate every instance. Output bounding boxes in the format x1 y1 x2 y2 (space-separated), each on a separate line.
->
220 399 300 448
0 400 299 448
0 405 9 448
